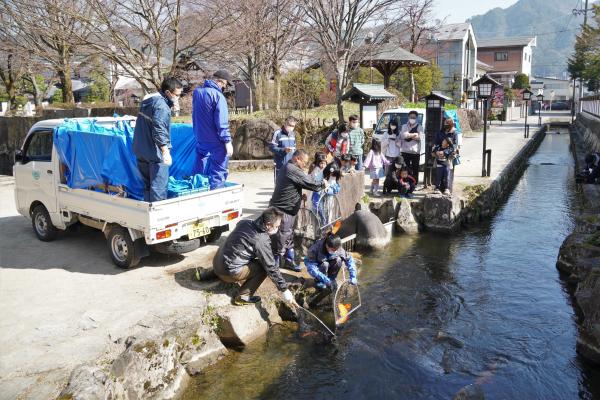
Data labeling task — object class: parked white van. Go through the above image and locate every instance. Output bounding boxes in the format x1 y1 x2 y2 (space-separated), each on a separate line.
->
373 108 427 165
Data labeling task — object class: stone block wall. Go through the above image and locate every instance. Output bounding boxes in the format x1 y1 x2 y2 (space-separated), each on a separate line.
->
555 115 600 365
575 112 600 152
0 107 139 175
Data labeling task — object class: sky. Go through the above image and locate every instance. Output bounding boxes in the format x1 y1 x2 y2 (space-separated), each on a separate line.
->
433 0 519 24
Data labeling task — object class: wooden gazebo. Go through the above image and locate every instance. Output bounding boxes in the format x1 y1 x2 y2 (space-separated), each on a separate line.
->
355 43 429 88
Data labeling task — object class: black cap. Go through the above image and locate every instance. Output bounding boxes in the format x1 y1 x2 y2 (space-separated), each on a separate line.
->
213 69 235 85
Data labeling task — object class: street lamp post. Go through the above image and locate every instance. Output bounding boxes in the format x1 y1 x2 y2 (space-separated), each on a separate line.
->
473 74 500 177
423 92 452 186
537 92 544 127
522 88 532 138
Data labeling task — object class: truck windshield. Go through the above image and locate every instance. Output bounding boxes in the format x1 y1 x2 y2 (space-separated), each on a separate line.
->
376 113 424 133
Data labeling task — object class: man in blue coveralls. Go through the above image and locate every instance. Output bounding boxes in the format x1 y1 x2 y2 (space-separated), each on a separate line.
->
192 70 234 189
133 77 183 202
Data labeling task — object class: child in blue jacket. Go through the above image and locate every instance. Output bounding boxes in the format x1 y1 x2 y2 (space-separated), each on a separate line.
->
304 233 358 290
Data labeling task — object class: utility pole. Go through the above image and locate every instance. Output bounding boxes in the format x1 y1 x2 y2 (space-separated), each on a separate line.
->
576 0 589 112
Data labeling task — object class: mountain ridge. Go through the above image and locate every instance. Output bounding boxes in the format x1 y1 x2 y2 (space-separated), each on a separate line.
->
467 0 596 78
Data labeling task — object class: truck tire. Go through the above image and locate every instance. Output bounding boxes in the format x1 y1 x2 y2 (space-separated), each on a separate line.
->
152 238 200 255
31 204 58 242
204 228 222 243
106 226 141 268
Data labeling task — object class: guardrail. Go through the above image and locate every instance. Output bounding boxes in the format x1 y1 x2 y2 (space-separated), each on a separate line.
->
581 95 600 118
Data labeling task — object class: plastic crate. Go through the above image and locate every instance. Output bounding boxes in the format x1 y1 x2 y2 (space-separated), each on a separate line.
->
167 186 209 198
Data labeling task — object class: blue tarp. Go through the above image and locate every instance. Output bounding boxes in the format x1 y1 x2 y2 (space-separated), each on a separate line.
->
54 119 204 200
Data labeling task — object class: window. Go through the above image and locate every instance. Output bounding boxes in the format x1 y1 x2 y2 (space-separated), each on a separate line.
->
376 113 424 133
495 51 508 61
24 130 53 162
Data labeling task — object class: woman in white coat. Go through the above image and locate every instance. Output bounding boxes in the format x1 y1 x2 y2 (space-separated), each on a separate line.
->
381 118 402 174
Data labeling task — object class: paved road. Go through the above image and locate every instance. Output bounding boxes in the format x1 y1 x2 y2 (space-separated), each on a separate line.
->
0 170 274 400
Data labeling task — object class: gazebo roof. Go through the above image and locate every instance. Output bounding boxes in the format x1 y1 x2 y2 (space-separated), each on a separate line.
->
422 91 453 102
342 83 396 103
365 44 429 65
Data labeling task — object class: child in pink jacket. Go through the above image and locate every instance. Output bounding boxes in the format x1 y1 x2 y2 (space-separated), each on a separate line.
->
364 140 390 196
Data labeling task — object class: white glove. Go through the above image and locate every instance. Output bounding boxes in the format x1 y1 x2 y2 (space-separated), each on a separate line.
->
282 289 297 307
162 149 172 166
225 142 234 157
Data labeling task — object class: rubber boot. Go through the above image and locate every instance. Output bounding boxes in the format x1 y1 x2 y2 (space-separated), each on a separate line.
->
284 249 302 272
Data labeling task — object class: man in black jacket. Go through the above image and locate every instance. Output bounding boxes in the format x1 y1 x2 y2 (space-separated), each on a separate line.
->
270 149 327 272
213 207 298 306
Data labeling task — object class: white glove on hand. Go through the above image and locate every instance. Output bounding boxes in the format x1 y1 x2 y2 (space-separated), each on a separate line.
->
282 289 297 307
162 149 172 166
225 142 234 157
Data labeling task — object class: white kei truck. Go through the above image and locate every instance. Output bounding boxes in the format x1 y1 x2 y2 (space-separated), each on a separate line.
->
12 117 243 268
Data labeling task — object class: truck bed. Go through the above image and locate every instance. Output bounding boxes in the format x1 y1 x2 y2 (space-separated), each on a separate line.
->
57 183 243 243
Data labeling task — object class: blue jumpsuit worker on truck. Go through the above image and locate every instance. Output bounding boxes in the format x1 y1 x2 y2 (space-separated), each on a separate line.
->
132 77 183 202
192 70 235 190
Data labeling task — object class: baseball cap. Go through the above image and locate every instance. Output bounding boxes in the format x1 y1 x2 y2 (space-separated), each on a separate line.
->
213 70 235 85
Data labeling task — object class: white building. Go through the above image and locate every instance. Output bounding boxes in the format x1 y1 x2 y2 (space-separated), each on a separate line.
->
530 76 574 102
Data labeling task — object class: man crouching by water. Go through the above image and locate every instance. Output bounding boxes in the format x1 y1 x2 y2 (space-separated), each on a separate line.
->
213 207 299 307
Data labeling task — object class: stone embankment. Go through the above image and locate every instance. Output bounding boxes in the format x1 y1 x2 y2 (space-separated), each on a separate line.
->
367 124 550 234
556 113 600 365
59 275 303 399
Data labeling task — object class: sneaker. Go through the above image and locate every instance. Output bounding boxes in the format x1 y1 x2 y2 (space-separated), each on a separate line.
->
233 294 261 305
443 189 451 195
372 191 381 197
434 189 442 194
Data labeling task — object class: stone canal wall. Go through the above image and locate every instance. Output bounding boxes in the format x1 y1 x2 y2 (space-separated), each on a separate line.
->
407 125 548 233
556 113 600 365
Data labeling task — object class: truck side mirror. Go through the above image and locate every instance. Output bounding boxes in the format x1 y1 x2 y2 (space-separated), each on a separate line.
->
372 123 377 130
14 149 23 163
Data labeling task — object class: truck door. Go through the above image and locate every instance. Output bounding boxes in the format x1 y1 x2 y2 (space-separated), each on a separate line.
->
14 129 57 214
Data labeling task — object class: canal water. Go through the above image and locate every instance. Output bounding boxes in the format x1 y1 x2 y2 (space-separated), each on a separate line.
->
182 131 600 400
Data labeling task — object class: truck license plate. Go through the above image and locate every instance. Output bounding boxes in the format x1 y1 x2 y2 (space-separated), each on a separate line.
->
188 222 210 239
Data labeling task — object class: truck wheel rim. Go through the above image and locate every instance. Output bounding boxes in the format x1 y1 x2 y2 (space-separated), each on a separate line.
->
35 213 48 235
111 235 128 262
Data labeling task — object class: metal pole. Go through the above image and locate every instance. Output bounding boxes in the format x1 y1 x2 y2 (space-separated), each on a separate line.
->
538 101 542 126
578 0 589 113
482 99 488 177
572 78 576 124
524 100 528 137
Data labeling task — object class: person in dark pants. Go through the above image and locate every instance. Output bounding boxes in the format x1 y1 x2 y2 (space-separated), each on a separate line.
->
435 118 460 193
269 149 327 272
269 116 297 183
432 137 455 194
132 77 183 202
213 207 298 306
400 110 423 187
576 152 600 183
348 114 365 171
